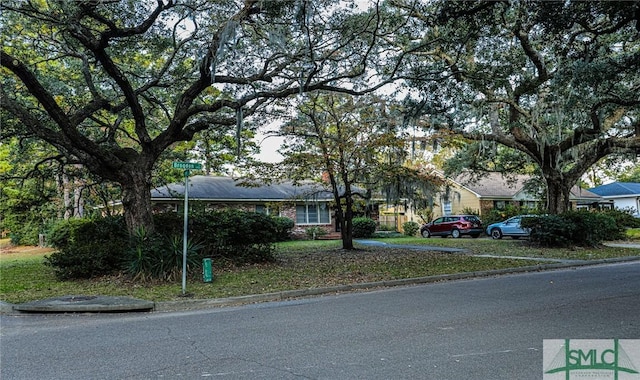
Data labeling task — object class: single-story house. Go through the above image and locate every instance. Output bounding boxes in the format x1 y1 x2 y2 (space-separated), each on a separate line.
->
379 172 603 228
151 175 342 236
588 182 640 216
449 172 603 217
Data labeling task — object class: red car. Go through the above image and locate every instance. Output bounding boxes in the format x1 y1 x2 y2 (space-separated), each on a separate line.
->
420 215 483 238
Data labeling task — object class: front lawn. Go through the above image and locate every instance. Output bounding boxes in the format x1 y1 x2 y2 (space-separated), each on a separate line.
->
1 236 638 304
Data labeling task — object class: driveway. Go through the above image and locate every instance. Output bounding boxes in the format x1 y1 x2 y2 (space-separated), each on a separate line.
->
355 239 469 253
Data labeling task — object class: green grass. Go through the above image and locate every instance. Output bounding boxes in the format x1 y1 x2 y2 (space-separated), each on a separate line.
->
1 235 639 304
275 239 344 253
627 228 640 240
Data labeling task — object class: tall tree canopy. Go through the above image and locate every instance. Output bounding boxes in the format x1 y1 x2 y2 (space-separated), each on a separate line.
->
397 0 640 213
1 0 407 232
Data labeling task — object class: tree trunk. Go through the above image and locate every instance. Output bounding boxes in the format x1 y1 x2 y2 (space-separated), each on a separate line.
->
338 197 355 250
62 173 72 220
327 170 356 250
120 169 155 235
544 174 573 214
74 185 83 218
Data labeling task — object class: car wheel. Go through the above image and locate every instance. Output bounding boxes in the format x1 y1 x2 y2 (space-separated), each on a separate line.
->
451 229 461 238
421 229 431 238
490 228 503 240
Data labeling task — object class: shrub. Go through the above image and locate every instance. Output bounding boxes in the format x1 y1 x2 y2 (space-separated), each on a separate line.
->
305 226 328 240
562 210 622 246
402 221 420 237
416 207 434 224
124 226 161 280
45 209 282 280
45 216 129 279
125 229 204 281
272 216 295 241
152 212 184 236
47 213 205 281
602 208 640 229
8 220 42 246
460 207 480 216
190 209 278 265
521 214 574 247
352 217 377 238
521 210 623 248
2 196 57 246
377 223 396 232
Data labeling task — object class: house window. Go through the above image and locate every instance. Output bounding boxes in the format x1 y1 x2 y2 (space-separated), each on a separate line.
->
442 201 452 215
255 205 271 215
296 203 330 224
494 200 506 210
256 205 281 216
153 202 178 213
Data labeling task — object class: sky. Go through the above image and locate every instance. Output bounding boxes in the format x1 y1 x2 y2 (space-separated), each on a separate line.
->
255 133 284 163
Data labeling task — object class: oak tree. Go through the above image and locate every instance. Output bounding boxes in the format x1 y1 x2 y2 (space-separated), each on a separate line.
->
397 0 640 213
1 0 406 232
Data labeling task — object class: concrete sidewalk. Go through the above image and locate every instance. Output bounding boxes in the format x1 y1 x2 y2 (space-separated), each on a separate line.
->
604 242 640 249
355 239 469 253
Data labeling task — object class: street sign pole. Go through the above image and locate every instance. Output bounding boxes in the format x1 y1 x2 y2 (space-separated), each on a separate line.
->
182 169 189 295
172 162 201 295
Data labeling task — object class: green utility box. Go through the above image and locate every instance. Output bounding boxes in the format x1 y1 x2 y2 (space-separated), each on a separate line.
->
202 258 213 283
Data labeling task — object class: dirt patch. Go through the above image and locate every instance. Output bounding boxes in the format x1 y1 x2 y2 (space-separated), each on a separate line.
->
0 245 55 256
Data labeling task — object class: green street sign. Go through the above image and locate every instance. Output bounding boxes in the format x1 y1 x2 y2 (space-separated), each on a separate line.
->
172 161 202 170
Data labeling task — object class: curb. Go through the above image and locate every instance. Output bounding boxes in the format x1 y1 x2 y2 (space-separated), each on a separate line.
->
0 301 15 314
12 295 155 313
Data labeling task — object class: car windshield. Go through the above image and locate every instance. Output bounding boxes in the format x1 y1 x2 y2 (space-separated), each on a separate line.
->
463 216 480 223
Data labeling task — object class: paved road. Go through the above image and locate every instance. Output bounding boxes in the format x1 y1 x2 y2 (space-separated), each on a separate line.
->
1 262 639 379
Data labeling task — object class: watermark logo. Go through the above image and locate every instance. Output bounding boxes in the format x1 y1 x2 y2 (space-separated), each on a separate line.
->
544 339 640 380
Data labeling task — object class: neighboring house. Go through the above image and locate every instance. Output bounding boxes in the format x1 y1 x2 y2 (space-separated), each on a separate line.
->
150 175 339 236
448 172 602 218
588 182 640 216
441 172 538 218
380 172 603 228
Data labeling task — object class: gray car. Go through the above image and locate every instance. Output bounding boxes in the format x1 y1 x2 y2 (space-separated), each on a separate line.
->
485 215 535 239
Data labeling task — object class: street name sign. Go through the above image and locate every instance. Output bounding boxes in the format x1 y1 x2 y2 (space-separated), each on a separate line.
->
172 161 202 170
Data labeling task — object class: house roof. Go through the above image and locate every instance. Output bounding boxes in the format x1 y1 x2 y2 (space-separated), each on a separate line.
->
151 175 335 201
569 187 602 201
452 172 601 201
588 182 640 198
454 172 527 198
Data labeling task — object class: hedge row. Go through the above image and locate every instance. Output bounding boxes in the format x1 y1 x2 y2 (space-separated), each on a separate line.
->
45 210 294 280
520 210 630 247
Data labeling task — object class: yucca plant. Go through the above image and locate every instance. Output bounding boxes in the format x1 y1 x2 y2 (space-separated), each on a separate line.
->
164 235 205 281
125 227 156 281
126 230 204 281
